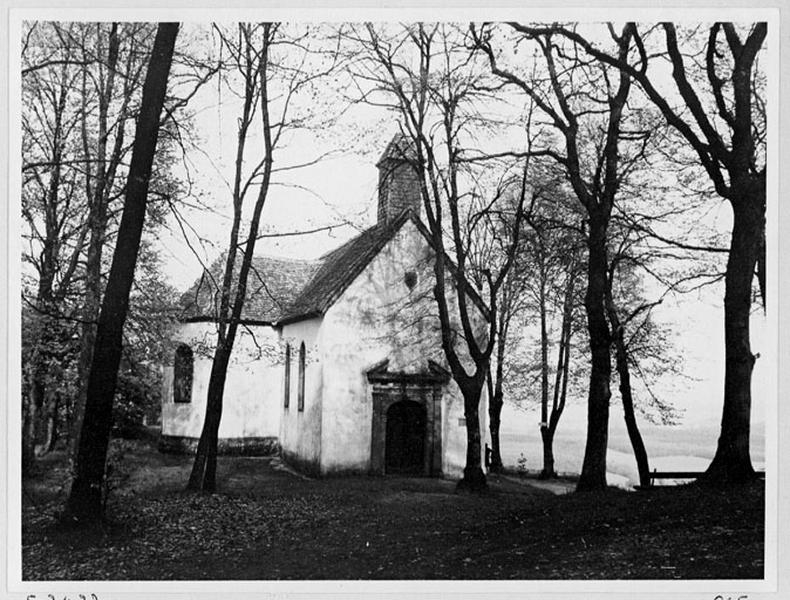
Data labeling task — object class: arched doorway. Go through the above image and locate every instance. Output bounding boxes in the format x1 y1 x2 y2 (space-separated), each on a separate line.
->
385 400 426 475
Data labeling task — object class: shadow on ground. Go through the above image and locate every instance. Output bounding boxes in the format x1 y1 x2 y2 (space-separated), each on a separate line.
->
22 438 765 580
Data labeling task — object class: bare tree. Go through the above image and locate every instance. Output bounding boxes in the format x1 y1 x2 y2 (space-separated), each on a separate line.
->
185 22 277 492
483 170 584 476
605 254 656 488
542 247 582 477
345 23 534 490
63 22 179 523
522 22 767 484
525 202 585 479
71 22 156 459
21 22 88 472
187 22 340 491
21 21 194 471
485 266 527 473
473 22 654 490
604 194 694 486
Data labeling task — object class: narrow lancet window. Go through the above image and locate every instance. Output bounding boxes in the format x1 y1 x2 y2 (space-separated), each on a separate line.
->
284 343 291 409
298 342 306 411
173 344 193 404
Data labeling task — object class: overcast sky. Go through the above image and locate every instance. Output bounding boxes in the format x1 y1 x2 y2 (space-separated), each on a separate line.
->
149 21 769 438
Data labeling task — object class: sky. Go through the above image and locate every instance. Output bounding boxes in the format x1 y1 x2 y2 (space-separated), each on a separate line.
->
153 21 769 442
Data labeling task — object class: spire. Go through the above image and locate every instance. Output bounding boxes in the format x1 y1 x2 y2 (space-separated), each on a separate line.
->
375 133 422 226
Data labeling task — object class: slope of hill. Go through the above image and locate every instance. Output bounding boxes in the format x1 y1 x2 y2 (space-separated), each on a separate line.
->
499 421 766 488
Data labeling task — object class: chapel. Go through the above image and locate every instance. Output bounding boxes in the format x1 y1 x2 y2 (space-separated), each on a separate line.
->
160 134 487 478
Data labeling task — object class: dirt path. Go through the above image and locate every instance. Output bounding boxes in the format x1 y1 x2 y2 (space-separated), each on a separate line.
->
495 473 575 495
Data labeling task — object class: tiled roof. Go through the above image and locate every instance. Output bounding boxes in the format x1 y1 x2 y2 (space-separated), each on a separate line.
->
179 253 321 323
279 210 416 323
179 208 488 326
179 211 415 324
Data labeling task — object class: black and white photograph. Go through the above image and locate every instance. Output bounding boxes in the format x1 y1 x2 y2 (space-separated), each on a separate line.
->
2 4 787 598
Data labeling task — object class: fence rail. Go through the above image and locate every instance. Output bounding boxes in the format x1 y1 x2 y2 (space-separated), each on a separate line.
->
633 470 766 490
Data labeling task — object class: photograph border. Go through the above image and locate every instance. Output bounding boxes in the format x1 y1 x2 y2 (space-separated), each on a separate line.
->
3 3 786 598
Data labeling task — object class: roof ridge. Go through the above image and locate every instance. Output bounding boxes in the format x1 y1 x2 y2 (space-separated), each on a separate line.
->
279 210 418 325
253 253 322 264
317 224 380 260
208 250 322 264
179 250 325 323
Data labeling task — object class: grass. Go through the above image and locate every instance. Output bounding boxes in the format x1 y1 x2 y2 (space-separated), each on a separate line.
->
21 437 765 580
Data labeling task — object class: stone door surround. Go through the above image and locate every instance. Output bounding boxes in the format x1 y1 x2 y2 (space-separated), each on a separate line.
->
367 360 449 477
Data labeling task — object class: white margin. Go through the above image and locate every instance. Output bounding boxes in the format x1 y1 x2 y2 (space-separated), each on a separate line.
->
3 3 786 599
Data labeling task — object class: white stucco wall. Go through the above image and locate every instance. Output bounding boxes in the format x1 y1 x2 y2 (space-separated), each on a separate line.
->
279 318 323 473
161 321 283 441
317 219 487 477
161 218 488 475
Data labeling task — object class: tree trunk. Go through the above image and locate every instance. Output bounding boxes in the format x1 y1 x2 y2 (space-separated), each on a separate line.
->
62 23 178 523
22 376 42 476
43 394 60 453
539 427 556 479
486 370 504 472
702 192 762 484
486 315 508 474
187 344 232 491
72 22 122 460
540 326 565 480
539 264 555 478
756 232 766 310
22 397 34 475
488 411 502 473
457 382 487 491
605 291 650 488
187 24 277 492
71 201 109 462
73 201 108 456
617 355 650 488
541 263 576 480
577 214 612 492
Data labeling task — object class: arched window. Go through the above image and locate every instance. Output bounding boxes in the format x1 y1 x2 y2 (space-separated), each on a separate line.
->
173 344 193 404
284 343 291 409
298 342 306 411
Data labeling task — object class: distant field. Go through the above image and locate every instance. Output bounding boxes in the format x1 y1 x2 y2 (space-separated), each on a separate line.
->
499 422 766 488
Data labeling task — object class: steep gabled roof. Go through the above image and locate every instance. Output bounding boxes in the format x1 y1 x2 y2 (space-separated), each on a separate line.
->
277 209 417 324
179 208 490 327
179 253 321 324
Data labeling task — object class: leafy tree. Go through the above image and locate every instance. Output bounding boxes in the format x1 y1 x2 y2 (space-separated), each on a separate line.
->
21 22 173 466
113 241 180 438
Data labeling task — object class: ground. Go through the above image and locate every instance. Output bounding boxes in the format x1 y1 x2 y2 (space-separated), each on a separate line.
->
22 438 764 580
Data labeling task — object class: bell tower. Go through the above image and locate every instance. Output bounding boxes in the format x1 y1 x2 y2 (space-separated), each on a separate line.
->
376 133 422 226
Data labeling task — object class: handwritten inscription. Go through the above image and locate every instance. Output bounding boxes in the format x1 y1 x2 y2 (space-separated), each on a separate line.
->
27 595 98 600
